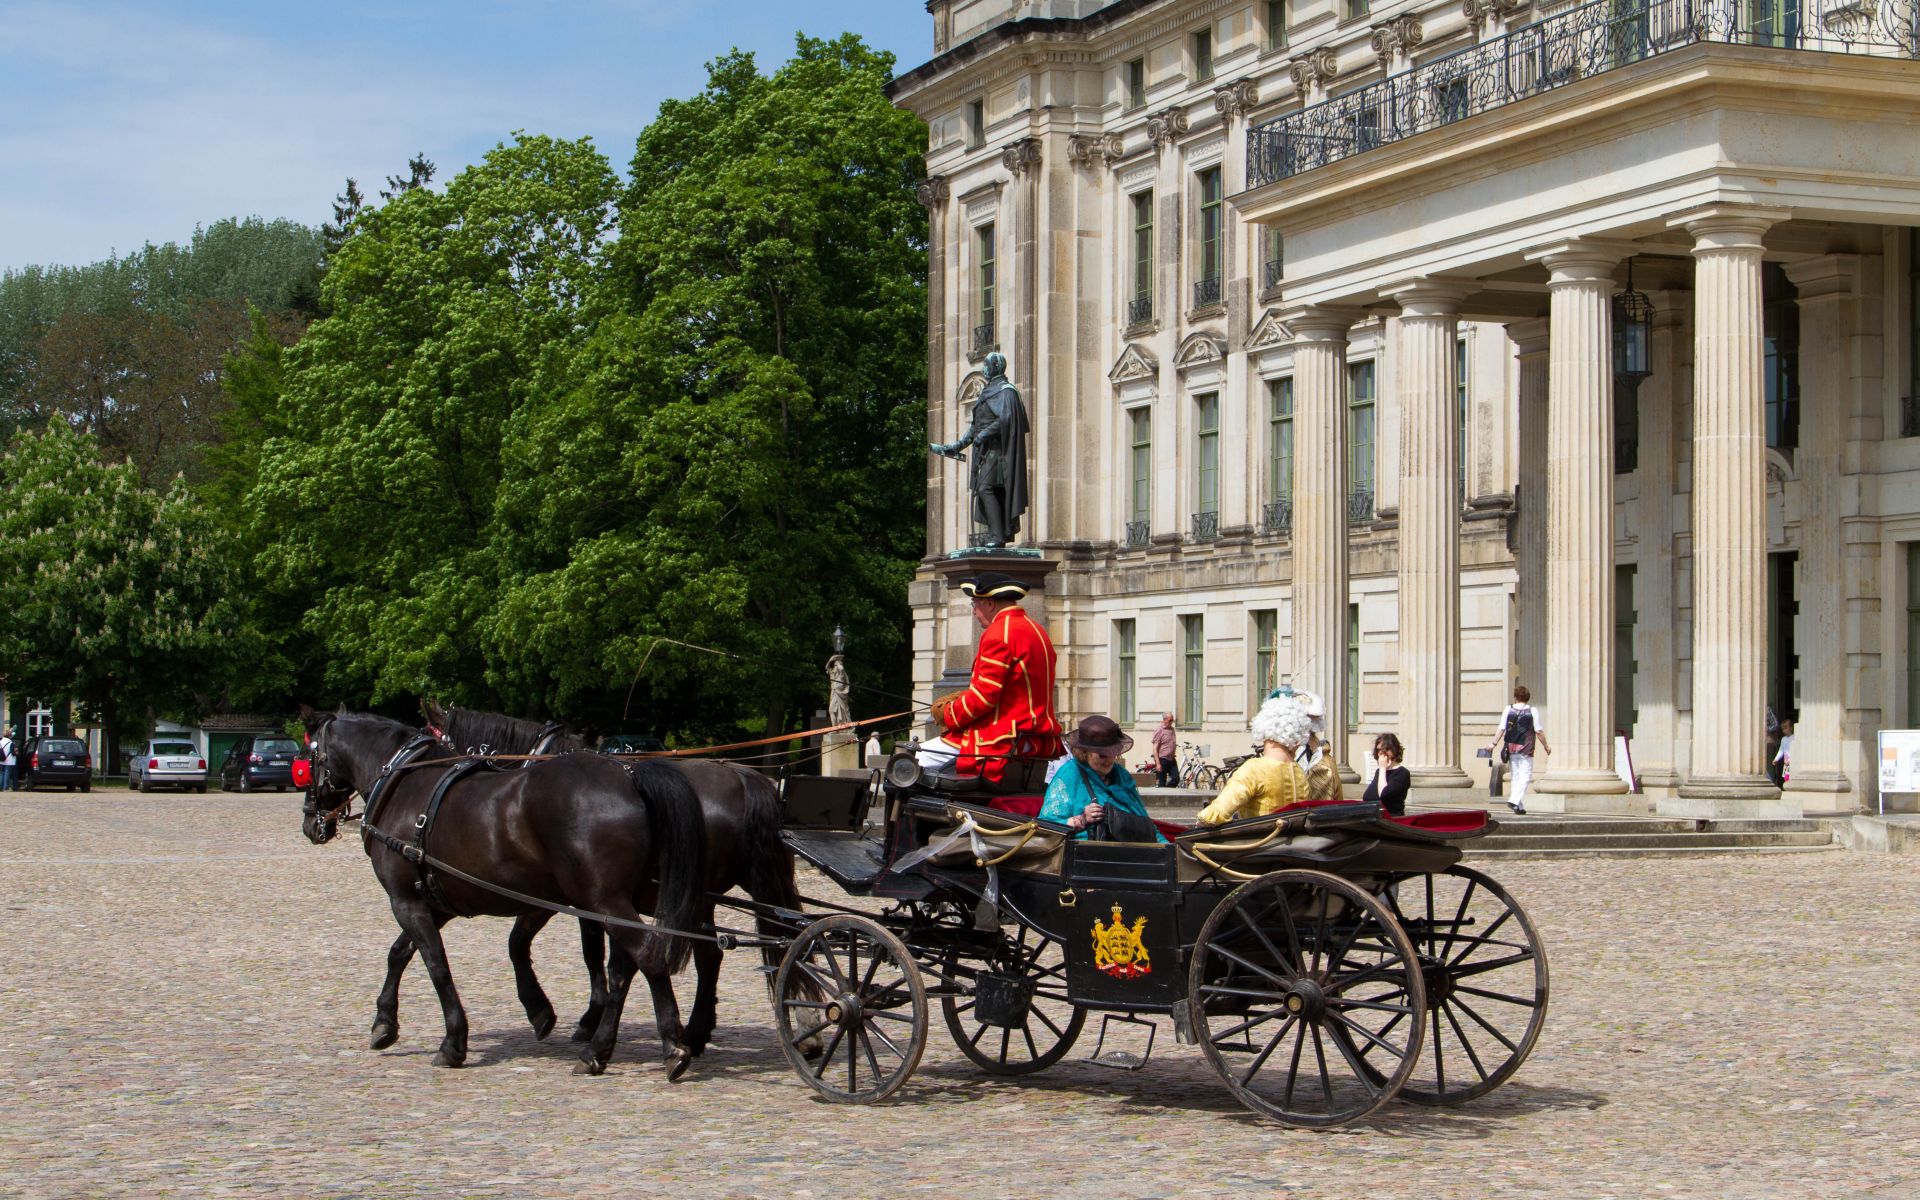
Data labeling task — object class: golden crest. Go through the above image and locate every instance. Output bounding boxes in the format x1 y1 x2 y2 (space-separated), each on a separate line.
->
1091 903 1152 979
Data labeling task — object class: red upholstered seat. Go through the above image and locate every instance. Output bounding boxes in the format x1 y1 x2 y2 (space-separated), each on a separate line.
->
1387 809 1489 834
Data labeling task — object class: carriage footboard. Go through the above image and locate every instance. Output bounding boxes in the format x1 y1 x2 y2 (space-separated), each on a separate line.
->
782 829 887 892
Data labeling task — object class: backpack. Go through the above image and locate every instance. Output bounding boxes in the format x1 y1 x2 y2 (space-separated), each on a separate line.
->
1503 707 1537 758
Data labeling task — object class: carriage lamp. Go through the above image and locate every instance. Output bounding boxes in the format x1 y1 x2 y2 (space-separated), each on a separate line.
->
1612 257 1653 382
832 624 847 655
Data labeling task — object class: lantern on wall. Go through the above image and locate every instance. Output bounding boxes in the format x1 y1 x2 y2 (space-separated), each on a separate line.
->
1611 257 1654 382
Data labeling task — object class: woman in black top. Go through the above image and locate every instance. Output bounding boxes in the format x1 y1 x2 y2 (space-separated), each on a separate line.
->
1362 732 1410 816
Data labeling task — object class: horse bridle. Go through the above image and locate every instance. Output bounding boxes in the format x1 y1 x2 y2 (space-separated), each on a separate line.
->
302 719 360 844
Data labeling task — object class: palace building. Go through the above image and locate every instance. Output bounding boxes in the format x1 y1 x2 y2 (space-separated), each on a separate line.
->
887 0 1920 816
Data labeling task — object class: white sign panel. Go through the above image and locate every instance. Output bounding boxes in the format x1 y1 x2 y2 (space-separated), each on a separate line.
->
1876 729 1920 795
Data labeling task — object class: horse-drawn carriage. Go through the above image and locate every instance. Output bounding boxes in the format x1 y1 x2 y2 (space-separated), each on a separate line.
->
770 752 1548 1128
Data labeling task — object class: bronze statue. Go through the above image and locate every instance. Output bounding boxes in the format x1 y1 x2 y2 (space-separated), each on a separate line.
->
931 352 1031 548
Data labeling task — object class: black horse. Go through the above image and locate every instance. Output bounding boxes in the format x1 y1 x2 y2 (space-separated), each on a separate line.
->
420 702 807 1055
298 706 709 1077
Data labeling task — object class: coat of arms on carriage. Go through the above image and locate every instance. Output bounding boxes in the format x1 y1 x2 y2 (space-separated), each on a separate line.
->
1091 903 1151 979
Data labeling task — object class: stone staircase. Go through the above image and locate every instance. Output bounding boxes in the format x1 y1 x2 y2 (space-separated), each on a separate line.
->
1462 815 1840 860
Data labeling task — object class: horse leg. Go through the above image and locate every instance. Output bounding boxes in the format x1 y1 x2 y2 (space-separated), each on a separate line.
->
389 899 470 1068
370 928 419 1050
571 919 609 1043
576 922 692 1080
506 912 558 1040
683 928 722 1057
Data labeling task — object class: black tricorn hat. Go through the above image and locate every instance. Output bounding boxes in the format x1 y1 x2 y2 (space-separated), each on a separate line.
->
1065 714 1134 756
960 571 1028 600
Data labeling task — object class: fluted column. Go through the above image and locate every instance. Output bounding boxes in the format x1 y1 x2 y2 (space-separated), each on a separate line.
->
1509 320 1551 704
1289 309 1356 764
1778 254 1860 806
1387 281 1472 787
1671 207 1793 818
1530 244 1632 810
1631 292 1685 792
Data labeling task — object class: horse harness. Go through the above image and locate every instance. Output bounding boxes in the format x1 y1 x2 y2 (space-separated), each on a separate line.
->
358 733 510 916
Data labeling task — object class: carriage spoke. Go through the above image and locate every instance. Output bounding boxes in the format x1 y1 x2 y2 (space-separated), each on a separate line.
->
1310 1024 1336 1109
1453 982 1540 1007
1449 994 1522 1054
1021 1025 1039 1061
1200 981 1292 1004
1031 1006 1066 1039
812 1026 849 1079
1281 1019 1308 1109
858 1029 886 1086
846 1029 858 1092
1210 1006 1291 1044
1349 1009 1408 1060
1235 1014 1298 1087
1203 942 1296 990
1448 950 1536 980
1326 1018 1382 1097
1447 908 1516 968
1327 1010 1411 1061
1328 993 1418 1016
1233 902 1301 979
1441 1002 1493 1083
1439 878 1479 964
1323 960 1408 997
1310 896 1331 977
866 1021 906 1059
787 1018 831 1048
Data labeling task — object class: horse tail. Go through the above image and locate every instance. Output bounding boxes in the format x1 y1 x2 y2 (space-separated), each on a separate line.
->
627 760 707 976
738 770 802 975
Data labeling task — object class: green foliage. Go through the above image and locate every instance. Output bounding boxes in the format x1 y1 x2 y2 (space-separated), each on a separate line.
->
0 425 242 756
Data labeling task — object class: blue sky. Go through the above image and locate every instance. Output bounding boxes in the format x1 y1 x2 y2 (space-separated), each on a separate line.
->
0 2 929 274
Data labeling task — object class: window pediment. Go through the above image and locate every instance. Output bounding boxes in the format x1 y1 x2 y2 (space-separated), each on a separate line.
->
1175 331 1227 370
1109 343 1160 384
1248 310 1294 350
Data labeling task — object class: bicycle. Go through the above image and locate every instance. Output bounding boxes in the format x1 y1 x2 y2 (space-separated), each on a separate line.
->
1175 741 1214 789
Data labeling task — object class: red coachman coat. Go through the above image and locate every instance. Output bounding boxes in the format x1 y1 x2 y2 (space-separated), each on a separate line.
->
933 604 1064 784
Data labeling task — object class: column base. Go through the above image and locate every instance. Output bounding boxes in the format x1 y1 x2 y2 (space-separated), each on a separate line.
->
1782 769 1851 795
1528 768 1638 815
1407 766 1473 788
1663 775 1796 820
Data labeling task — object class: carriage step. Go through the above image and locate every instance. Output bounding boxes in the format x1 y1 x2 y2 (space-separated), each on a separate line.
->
1086 1013 1155 1071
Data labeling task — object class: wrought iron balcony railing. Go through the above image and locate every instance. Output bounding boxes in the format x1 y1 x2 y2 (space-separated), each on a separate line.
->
1248 0 1920 187
1261 498 1294 537
1262 257 1285 292
1191 510 1220 542
972 323 996 355
1192 275 1223 309
1127 295 1154 325
1347 487 1376 525
1123 520 1151 549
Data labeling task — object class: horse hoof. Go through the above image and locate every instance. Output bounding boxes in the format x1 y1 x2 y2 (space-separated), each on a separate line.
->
369 1022 398 1051
799 1037 825 1062
573 1057 606 1076
530 1009 557 1041
665 1048 692 1083
431 1050 464 1069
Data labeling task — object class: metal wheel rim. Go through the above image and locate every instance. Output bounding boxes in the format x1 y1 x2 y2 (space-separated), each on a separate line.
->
940 922 1087 1076
1189 868 1426 1129
772 914 927 1104
1345 866 1549 1105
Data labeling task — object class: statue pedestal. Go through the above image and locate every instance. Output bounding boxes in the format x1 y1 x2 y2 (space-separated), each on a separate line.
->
929 550 1059 710
822 733 861 777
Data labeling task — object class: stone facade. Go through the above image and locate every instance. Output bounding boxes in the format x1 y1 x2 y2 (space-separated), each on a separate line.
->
889 0 1920 816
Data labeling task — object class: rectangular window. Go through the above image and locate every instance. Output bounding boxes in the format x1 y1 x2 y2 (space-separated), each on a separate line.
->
1115 619 1138 726
1195 392 1220 518
966 98 985 149
1456 337 1470 499
1132 190 1154 304
1348 361 1376 522
1354 106 1382 152
977 223 996 331
1268 0 1289 51
1268 377 1294 504
1346 0 1370 19
1764 262 1800 450
1616 565 1639 733
1129 406 1152 524
1181 613 1205 726
1193 26 1215 82
1126 57 1146 109
1263 226 1285 292
1346 602 1361 726
1746 0 1802 48
1198 167 1223 286
1251 610 1278 713
1436 76 1470 124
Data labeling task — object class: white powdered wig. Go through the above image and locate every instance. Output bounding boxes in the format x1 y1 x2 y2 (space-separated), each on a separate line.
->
1250 692 1313 751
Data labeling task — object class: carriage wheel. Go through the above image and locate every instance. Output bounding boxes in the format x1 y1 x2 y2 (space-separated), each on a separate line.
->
1339 866 1549 1105
1189 869 1426 1128
773 915 928 1103
941 921 1087 1075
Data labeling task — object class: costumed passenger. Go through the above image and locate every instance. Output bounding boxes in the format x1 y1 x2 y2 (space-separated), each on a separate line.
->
1195 689 1314 826
915 572 1063 785
1039 716 1166 842
1295 688 1346 801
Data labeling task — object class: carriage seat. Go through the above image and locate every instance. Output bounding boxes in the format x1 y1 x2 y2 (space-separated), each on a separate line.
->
919 755 1053 795
987 794 1189 842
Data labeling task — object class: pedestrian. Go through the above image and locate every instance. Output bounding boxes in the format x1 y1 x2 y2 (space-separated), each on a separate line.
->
0 727 14 793
1772 719 1794 786
863 732 882 767
1489 685 1552 816
1765 704 1782 784
1362 732 1411 817
1152 713 1177 788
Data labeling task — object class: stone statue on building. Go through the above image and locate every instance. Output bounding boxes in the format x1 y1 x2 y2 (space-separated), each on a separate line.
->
931 351 1031 548
826 654 853 728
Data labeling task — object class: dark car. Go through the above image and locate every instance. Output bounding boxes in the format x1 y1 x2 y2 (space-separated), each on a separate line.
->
219 734 300 793
598 733 666 754
21 737 91 792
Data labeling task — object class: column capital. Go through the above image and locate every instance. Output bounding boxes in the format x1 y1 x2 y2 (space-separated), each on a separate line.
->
1782 253 1864 301
1668 205 1790 252
1505 317 1551 356
1526 239 1633 285
1282 306 1363 343
1381 278 1470 317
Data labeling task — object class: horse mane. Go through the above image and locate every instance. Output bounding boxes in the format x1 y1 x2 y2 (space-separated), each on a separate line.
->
440 706 589 755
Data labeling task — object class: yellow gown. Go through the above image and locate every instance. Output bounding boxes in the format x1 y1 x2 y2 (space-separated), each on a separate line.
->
1195 757 1311 825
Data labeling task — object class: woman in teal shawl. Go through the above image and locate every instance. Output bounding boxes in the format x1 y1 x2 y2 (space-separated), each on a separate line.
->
1040 715 1167 843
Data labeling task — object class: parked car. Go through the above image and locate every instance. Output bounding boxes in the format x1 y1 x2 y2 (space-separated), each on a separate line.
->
598 733 666 754
219 734 300 792
20 736 91 792
129 740 207 794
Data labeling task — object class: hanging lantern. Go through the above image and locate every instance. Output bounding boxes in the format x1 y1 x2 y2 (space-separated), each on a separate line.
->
831 624 847 655
1612 257 1654 381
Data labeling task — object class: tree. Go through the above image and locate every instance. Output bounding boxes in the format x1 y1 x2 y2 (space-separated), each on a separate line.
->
483 34 928 737
0 425 242 764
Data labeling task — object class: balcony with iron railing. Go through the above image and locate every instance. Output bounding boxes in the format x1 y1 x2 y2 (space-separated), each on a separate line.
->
1192 275 1223 310
1347 487 1376 525
1261 498 1294 537
1248 0 1920 187
1123 520 1151 549
1262 258 1285 292
1191 510 1220 542
972 323 997 356
1127 295 1154 326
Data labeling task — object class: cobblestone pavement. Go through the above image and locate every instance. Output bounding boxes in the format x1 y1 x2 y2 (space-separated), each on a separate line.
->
1 790 1917 1199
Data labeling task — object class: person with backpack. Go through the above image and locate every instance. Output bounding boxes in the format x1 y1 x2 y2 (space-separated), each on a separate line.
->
1489 686 1552 815
0 728 14 792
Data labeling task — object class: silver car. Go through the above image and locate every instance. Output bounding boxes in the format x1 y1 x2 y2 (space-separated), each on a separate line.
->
130 740 207 794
